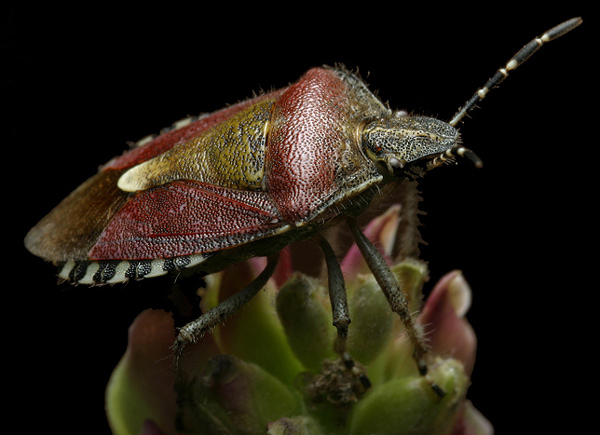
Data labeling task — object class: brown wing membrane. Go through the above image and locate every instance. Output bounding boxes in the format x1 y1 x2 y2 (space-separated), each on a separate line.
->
25 170 129 262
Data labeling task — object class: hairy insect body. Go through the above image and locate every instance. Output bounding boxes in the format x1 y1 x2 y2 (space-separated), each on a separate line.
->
26 67 434 284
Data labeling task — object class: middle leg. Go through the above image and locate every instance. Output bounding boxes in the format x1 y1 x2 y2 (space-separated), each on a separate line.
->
317 234 371 388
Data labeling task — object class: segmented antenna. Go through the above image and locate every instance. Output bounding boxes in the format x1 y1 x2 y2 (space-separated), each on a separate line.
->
449 17 582 127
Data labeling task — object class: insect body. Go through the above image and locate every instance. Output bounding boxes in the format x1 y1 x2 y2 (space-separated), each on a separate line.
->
25 67 459 285
24 18 582 378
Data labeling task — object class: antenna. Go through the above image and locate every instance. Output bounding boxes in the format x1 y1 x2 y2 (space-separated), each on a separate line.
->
449 17 582 127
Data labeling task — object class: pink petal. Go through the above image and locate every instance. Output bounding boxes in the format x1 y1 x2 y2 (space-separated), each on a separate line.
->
106 309 220 434
272 246 293 287
419 271 477 375
452 401 494 435
341 204 401 280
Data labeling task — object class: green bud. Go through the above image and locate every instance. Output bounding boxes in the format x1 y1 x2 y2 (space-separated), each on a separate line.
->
276 274 336 372
216 267 303 384
348 358 469 435
350 260 429 383
347 276 395 365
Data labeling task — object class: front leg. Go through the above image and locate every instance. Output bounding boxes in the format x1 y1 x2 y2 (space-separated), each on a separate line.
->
346 217 430 376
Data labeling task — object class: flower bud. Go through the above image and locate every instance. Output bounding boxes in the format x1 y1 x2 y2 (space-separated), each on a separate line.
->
276 273 336 372
347 276 395 365
348 358 469 435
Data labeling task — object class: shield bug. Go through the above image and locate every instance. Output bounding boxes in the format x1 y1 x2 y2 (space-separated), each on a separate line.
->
24 18 582 382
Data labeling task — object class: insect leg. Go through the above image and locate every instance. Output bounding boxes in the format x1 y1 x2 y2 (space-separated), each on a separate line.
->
316 236 350 350
347 217 430 375
173 253 279 377
317 234 371 388
314 239 352 354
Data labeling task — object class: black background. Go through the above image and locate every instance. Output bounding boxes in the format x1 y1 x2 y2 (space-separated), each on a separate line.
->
3 4 594 434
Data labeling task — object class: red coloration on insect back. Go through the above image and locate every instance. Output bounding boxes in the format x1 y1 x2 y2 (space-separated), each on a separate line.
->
266 68 344 223
25 66 386 270
89 180 284 259
90 68 366 261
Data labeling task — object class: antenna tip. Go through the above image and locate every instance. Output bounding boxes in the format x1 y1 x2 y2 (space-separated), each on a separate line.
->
457 147 483 168
544 17 583 41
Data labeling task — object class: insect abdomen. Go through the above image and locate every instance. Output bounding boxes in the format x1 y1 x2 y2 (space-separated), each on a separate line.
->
59 254 212 285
